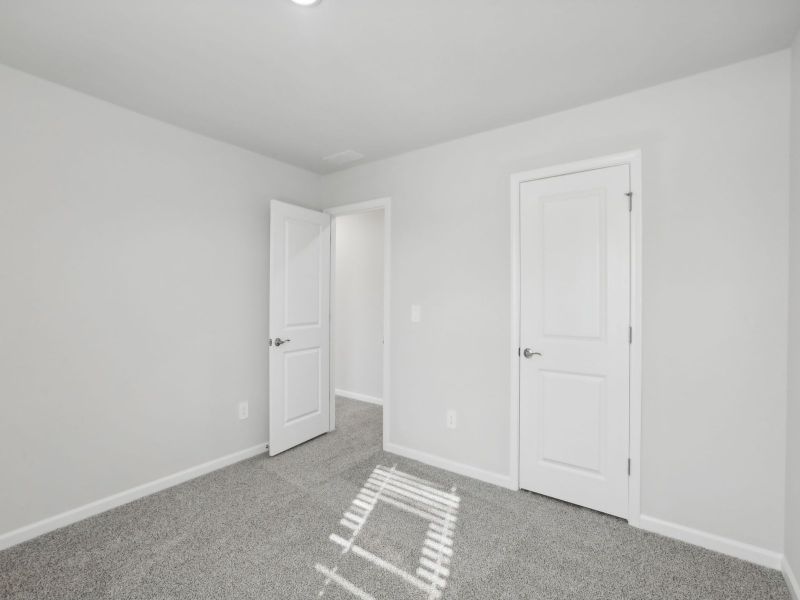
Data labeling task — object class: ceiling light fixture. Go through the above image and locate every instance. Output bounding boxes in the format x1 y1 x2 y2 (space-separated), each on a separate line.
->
290 0 321 5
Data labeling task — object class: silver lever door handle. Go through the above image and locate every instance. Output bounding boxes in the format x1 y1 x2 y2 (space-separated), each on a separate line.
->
274 338 291 347
523 348 542 359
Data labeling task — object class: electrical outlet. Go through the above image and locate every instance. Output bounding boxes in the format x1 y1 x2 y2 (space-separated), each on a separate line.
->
411 304 421 323
446 410 457 430
238 402 249 420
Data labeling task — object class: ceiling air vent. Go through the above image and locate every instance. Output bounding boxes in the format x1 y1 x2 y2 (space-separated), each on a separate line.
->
322 150 364 166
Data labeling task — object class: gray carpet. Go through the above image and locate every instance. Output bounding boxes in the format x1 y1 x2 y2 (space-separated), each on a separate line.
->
0 397 791 599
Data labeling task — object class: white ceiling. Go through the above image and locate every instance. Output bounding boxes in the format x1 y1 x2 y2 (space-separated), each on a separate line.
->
1 1 798 173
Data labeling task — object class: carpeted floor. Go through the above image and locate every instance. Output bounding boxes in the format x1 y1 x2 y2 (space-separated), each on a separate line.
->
0 397 791 599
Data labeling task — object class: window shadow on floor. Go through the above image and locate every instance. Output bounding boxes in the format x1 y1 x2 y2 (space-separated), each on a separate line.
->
315 464 460 599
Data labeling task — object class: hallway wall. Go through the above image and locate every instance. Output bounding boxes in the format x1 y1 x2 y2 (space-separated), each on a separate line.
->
334 210 384 402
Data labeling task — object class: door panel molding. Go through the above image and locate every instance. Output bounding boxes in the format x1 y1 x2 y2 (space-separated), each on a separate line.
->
509 150 642 525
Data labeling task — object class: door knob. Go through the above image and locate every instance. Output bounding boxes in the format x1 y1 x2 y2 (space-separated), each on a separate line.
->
523 348 542 359
274 337 291 347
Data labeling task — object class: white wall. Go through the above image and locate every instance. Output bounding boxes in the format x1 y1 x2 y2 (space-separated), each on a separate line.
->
334 210 384 401
0 64 320 537
0 46 793 566
321 52 790 555
785 30 800 591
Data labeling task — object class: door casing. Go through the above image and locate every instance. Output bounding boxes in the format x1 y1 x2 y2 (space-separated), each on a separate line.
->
509 151 642 525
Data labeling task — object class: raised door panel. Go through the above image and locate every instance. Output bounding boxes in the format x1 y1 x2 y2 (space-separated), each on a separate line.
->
541 191 606 340
539 371 605 475
284 218 323 329
284 348 322 424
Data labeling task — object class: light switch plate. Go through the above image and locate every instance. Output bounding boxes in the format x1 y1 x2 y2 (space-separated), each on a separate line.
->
411 304 421 323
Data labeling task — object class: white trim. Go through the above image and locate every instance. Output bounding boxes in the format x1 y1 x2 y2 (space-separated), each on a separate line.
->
336 388 383 405
509 150 643 525
0 442 268 552
325 198 391 451
628 150 643 525
638 515 783 570
785 556 800 600
326 198 388 216
509 171 521 492
385 442 515 490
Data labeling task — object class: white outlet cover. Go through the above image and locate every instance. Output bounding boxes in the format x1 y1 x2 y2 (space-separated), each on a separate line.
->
238 402 249 420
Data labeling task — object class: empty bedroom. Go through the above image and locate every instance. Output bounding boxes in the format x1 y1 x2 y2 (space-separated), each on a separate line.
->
1 1 800 599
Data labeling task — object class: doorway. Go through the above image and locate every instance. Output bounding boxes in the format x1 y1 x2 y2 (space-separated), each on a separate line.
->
267 198 391 456
510 152 642 522
326 198 391 442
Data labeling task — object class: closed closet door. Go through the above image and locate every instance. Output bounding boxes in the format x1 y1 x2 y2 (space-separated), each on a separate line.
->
518 165 631 518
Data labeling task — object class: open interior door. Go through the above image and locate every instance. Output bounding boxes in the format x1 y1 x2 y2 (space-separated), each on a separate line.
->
269 200 331 456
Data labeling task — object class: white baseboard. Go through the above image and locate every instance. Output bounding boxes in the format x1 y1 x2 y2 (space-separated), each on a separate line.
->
379 444 783 573
637 514 782 569
384 441 515 490
784 556 800 600
0 442 268 552
336 389 383 405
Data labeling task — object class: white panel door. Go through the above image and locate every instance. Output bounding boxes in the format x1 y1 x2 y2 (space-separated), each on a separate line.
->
519 165 630 518
269 200 331 456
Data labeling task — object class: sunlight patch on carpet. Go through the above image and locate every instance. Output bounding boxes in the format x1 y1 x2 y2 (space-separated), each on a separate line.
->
315 464 460 599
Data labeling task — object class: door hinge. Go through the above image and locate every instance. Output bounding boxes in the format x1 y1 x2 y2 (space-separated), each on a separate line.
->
627 458 631 476
628 326 633 344
626 191 633 212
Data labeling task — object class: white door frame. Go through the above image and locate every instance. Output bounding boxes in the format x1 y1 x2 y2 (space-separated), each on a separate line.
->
509 151 642 525
325 198 391 447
